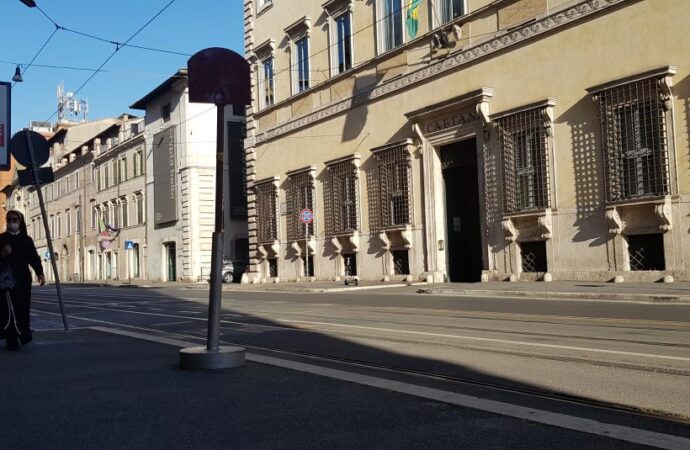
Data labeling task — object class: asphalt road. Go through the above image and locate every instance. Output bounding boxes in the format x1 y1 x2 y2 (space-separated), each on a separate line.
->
30 285 690 423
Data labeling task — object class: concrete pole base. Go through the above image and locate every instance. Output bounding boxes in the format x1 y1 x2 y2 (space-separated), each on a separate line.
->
179 346 246 370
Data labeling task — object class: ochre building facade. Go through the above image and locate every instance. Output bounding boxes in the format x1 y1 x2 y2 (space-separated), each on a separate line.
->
243 0 690 283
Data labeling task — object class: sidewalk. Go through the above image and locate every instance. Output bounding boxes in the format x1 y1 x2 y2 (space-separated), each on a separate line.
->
0 328 633 450
55 278 690 303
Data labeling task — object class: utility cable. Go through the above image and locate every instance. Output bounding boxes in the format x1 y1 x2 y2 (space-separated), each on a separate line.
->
42 0 180 122
12 27 59 87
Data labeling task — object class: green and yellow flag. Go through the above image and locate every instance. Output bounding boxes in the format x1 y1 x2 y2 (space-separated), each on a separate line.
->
406 0 423 39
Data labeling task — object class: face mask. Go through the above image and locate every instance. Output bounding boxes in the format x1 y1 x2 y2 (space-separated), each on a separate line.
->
7 222 19 232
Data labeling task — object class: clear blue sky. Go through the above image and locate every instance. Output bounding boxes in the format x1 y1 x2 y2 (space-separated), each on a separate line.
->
3 0 244 129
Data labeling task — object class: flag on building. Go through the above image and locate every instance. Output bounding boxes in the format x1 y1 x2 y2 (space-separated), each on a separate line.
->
407 0 422 39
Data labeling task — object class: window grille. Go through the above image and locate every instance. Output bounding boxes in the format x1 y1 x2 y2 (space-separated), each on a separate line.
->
375 145 413 228
255 180 279 243
325 159 359 235
287 171 315 240
392 250 409 275
497 107 550 213
628 234 665 271
592 77 671 202
520 241 547 273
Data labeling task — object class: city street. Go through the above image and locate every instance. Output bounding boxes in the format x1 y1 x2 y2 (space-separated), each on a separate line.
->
22 284 690 448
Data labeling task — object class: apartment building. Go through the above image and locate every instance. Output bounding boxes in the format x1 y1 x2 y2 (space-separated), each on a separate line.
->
130 70 248 282
243 0 690 282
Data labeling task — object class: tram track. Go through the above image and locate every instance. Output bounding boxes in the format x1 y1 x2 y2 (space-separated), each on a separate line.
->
30 300 690 423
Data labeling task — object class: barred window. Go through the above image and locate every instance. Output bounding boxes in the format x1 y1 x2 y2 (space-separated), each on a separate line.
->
590 71 674 202
255 180 279 243
497 107 551 213
325 158 359 235
375 145 413 228
287 170 315 240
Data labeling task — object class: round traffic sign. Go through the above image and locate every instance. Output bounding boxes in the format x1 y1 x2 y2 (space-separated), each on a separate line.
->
9 130 50 167
299 208 313 224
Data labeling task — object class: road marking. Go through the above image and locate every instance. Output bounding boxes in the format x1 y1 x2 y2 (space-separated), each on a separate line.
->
279 319 690 363
32 299 690 363
88 325 690 450
154 320 194 327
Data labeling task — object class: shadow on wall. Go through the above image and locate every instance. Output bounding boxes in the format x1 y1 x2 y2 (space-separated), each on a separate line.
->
672 75 690 234
559 95 607 247
342 73 382 143
362 155 387 259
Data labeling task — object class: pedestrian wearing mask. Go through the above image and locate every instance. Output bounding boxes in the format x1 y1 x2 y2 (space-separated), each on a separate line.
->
0 210 45 350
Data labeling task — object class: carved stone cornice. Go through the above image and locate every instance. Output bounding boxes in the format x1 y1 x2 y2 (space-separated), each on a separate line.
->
255 0 630 144
502 218 517 242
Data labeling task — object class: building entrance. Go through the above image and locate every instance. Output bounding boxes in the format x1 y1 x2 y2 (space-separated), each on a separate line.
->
165 242 177 281
441 139 483 282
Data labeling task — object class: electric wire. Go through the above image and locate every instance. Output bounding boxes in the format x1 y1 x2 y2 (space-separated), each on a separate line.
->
12 27 60 87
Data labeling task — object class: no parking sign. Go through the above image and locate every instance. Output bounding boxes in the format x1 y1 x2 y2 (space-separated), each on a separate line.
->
299 208 313 224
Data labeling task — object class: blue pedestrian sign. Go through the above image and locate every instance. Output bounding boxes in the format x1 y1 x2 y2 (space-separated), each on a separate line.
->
44 251 51 260
125 240 135 250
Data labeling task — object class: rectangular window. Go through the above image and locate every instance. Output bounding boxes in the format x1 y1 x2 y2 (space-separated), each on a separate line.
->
520 241 547 273
260 58 275 108
103 164 109 189
120 157 128 182
497 107 550 213
287 171 315 240
66 176 71 193
75 171 80 189
325 159 359 235
590 73 672 202
134 150 143 176
255 180 279 243
91 201 97 229
295 37 310 93
91 165 96 182
374 145 413 228
135 193 145 225
56 213 61 238
161 102 171 122
65 209 71 236
75 206 81 233
438 0 465 25
380 0 403 52
112 160 119 185
334 13 353 74
628 233 665 271
121 197 129 227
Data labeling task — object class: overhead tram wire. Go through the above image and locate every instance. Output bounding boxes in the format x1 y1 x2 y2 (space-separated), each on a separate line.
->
42 0 181 123
33 3 191 58
0 60 105 73
12 27 60 87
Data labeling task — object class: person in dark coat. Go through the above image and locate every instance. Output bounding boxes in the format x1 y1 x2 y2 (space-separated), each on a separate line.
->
0 210 45 350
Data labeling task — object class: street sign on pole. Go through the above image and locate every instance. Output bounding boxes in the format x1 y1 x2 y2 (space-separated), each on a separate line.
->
125 240 135 250
299 208 313 278
179 47 250 371
9 129 50 167
9 130 69 331
0 82 11 171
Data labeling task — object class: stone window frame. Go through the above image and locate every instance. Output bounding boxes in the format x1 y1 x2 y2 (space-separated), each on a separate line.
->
286 166 317 241
253 39 277 110
493 99 556 215
371 139 415 230
375 0 407 55
254 176 281 244
284 16 312 96
324 154 361 236
588 65 678 204
431 0 468 29
323 0 355 77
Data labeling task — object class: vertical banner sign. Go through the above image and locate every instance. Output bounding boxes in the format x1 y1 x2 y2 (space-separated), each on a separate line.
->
406 0 422 39
153 126 178 225
0 82 10 171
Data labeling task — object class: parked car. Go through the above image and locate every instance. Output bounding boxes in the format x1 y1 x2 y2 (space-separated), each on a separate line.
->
207 260 248 283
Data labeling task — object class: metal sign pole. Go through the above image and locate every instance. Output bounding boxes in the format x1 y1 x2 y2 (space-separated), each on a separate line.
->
24 131 68 331
305 220 308 279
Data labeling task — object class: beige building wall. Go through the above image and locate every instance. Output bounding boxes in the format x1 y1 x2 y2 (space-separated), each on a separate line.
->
245 0 690 282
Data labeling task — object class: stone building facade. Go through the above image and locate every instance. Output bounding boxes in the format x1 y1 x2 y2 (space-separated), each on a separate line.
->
243 0 690 283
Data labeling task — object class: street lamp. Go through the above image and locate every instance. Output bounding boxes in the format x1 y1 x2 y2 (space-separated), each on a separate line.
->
12 65 23 83
19 0 37 7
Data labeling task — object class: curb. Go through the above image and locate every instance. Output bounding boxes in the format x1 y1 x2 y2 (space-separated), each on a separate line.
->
416 288 690 303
